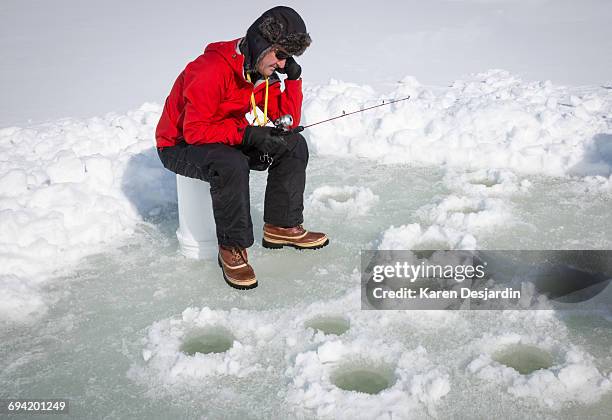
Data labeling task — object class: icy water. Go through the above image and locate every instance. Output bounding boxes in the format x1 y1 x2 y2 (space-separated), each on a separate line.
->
1 157 611 419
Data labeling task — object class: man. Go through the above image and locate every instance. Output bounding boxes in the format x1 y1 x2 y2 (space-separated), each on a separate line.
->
156 6 328 290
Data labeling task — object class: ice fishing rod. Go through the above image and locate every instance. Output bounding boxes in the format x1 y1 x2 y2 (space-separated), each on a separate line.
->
273 95 411 134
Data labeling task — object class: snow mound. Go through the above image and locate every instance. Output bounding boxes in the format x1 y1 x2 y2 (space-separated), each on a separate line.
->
467 331 612 409
417 194 511 231
303 71 612 176
0 103 174 323
579 174 612 193
286 341 450 418
129 307 272 386
378 223 477 250
306 185 379 216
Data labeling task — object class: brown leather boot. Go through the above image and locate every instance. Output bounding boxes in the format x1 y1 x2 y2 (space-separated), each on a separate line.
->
217 245 257 289
262 224 329 250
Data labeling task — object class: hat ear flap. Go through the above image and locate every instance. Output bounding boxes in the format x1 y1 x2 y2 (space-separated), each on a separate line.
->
258 16 284 43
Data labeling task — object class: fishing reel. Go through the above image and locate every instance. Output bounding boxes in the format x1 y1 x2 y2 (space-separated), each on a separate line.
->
273 114 293 131
272 114 305 135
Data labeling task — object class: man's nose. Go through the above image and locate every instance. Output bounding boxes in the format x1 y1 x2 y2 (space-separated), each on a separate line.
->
277 59 287 68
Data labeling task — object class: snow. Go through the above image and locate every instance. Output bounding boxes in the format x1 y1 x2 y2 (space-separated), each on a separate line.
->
1 1 611 418
286 341 449 418
128 286 611 416
1 71 611 324
0 103 174 322
304 71 612 177
306 185 379 216
130 307 265 383
467 332 612 409
130 290 452 418
378 223 478 250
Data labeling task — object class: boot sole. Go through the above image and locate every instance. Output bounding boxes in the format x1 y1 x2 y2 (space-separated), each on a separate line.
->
262 238 330 250
217 256 258 290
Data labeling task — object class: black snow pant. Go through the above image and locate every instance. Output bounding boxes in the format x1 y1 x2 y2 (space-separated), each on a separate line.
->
157 133 309 249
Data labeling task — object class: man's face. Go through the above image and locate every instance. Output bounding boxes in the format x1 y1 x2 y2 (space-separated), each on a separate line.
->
255 47 288 78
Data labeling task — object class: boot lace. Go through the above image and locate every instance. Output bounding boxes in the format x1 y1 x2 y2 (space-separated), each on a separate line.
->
230 247 248 264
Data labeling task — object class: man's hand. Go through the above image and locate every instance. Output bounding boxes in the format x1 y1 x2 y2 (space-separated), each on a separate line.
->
242 126 288 157
277 57 302 80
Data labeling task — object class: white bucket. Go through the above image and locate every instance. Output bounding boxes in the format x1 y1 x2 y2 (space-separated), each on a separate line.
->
175 174 217 259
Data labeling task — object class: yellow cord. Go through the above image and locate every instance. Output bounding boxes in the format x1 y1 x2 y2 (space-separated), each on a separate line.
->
246 73 269 126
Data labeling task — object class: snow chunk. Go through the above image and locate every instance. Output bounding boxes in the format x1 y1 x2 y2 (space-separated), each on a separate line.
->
378 223 477 250
307 185 379 216
0 275 47 323
418 195 511 231
0 169 28 197
46 150 86 184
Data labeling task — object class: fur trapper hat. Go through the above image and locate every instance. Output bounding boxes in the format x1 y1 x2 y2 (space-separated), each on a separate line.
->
241 6 311 72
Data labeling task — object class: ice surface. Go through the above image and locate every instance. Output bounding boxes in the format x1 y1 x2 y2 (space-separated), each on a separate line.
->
1 149 610 418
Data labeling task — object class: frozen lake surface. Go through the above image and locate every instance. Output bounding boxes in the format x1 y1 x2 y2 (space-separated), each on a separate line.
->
1 156 610 418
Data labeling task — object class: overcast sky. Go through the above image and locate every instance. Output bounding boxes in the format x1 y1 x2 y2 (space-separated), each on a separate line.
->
1 0 610 126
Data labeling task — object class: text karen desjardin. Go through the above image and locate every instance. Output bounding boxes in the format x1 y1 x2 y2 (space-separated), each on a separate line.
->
372 287 521 301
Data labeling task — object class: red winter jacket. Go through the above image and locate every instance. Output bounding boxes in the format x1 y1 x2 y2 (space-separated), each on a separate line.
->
155 38 303 148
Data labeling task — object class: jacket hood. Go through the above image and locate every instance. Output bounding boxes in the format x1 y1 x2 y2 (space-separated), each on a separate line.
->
203 39 245 78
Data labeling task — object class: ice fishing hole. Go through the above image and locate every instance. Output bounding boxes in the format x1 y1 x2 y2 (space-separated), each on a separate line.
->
329 192 353 203
305 316 350 336
412 241 452 251
453 205 480 214
180 326 235 356
493 344 554 375
469 178 499 188
331 362 396 395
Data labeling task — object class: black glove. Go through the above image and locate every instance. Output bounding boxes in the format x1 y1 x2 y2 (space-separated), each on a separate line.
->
277 57 302 80
241 126 288 156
